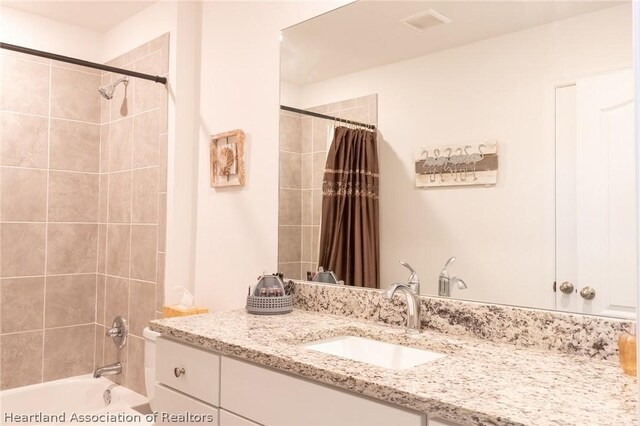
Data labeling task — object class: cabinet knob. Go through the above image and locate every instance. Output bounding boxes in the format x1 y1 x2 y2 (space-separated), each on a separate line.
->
559 281 574 294
580 286 596 300
174 367 185 377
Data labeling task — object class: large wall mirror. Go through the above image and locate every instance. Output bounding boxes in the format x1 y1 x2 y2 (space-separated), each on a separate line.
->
278 0 635 318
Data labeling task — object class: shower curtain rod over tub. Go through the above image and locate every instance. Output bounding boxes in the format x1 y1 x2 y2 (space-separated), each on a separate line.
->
0 42 167 85
280 105 376 130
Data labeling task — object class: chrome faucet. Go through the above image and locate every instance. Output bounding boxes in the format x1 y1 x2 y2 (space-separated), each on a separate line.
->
93 362 122 378
385 283 421 334
438 256 467 297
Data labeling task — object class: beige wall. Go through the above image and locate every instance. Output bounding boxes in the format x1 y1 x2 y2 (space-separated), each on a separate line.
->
0 52 102 389
194 1 350 312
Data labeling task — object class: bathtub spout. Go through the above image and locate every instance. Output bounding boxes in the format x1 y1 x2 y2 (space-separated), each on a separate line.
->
93 362 122 378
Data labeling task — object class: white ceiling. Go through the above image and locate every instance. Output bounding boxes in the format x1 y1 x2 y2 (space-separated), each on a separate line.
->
281 0 628 86
2 1 157 32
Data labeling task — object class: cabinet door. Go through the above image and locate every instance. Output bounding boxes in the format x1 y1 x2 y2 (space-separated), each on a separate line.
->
220 410 261 426
154 384 219 425
220 356 426 426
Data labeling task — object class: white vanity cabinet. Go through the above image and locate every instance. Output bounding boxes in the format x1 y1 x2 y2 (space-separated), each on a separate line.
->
154 337 461 426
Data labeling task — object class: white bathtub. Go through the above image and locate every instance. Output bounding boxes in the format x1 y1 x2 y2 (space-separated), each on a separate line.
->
1 374 149 425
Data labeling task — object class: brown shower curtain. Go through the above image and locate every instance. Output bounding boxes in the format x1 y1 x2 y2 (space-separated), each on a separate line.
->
318 126 379 288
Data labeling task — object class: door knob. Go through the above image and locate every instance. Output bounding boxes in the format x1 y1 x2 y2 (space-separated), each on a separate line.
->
174 367 185 377
580 286 596 300
559 281 574 294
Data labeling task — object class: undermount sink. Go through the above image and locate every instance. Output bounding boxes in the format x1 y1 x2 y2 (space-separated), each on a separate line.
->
300 336 445 370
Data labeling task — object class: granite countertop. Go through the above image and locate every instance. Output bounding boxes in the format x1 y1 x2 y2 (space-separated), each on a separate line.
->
150 309 637 426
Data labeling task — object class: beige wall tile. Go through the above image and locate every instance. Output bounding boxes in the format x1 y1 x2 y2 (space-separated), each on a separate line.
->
48 172 99 222
100 124 110 173
279 189 302 226
94 324 104 368
50 119 100 173
47 224 98 274
108 171 132 223
312 152 327 190
51 61 101 76
301 153 312 189
0 277 44 333
105 276 129 326
106 225 130 278
97 224 107 274
43 324 94 381
45 274 96 328
301 262 315 279
96 274 105 325
302 190 312 226
132 168 158 223
129 280 155 337
159 133 168 192
0 167 47 221
312 118 328 152
279 113 302 153
133 52 165 114
312 190 322 226
130 225 157 282
0 112 48 168
149 34 169 53
1 223 45 277
0 56 49 115
279 262 301 280
123 44 149 66
100 74 111 125
302 226 312 262
133 110 160 168
279 152 302 189
127 335 146 396
0 331 43 390
158 193 167 251
156 253 165 312
99 174 108 223
301 117 312 153
278 226 301 263
109 118 133 172
311 226 320 262
1 50 49 64
103 343 127 386
51 67 100 123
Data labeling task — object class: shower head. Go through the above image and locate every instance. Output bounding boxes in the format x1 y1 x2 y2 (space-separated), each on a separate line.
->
98 76 129 100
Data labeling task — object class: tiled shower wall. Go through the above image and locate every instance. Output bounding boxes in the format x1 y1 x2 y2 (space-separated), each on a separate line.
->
278 95 377 281
0 51 102 389
0 34 168 394
96 34 169 396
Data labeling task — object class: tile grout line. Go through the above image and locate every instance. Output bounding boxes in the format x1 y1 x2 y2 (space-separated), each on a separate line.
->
41 58 53 383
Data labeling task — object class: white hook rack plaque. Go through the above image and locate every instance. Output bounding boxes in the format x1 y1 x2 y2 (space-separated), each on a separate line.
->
414 141 498 188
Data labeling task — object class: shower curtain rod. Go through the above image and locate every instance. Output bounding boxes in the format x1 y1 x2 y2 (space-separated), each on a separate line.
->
280 105 376 130
0 42 167 85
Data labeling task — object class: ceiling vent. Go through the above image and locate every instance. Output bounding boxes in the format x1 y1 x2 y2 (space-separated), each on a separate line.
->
401 9 452 32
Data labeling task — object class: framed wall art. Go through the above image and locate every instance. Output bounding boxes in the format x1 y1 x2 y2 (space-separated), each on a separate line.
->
210 129 246 187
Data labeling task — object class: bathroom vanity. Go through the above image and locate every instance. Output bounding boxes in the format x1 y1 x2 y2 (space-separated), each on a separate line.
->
150 304 637 426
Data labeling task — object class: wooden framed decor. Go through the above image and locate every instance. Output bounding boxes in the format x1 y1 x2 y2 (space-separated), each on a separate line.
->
414 140 498 188
210 129 246 187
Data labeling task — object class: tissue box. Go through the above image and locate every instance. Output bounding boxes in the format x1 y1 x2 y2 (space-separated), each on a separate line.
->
162 305 209 318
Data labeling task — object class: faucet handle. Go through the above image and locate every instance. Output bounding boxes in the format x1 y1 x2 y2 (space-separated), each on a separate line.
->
399 260 420 292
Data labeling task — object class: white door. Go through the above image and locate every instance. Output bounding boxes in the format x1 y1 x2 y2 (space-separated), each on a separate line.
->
555 68 636 318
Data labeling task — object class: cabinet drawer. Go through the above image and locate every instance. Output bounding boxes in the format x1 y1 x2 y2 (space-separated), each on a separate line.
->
156 337 220 406
220 410 261 426
154 384 219 425
221 356 425 426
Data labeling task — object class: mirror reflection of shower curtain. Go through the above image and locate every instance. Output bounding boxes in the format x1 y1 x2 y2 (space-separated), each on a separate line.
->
318 126 380 288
